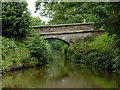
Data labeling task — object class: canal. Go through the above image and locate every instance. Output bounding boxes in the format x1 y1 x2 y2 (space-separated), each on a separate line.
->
2 48 119 88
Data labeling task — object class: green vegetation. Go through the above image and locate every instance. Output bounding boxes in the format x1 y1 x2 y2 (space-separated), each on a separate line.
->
1 35 49 73
1 36 31 72
0 1 1 20
47 39 68 50
32 17 46 26
63 33 120 74
1 2 49 73
36 2 95 24
28 35 49 65
2 2 32 39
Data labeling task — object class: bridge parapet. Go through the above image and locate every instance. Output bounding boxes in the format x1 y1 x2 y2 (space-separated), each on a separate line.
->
33 23 94 35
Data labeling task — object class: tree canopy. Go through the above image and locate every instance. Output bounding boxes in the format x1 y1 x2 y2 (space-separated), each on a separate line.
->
32 17 45 26
2 2 32 39
0 1 2 36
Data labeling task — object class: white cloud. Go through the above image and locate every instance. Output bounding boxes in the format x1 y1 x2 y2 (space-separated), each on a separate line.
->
26 0 49 24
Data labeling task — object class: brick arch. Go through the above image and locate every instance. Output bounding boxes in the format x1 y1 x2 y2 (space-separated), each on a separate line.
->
44 37 71 46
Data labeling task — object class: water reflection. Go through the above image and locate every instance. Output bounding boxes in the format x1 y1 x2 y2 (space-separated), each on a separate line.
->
2 49 119 88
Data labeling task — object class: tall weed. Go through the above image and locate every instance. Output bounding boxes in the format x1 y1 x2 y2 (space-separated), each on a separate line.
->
64 33 120 73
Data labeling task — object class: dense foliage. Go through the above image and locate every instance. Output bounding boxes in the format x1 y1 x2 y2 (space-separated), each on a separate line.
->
63 33 120 74
32 17 46 26
1 2 49 73
36 2 89 24
1 37 34 72
2 2 32 39
28 35 49 65
0 1 1 36
1 36 49 73
0 1 1 19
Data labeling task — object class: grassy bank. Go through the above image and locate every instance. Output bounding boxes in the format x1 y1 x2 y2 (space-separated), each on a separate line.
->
63 33 120 74
1 35 49 73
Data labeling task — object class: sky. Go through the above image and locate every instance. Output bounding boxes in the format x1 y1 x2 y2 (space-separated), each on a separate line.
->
26 0 49 24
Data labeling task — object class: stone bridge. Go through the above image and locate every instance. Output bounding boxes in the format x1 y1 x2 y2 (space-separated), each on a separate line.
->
33 23 102 45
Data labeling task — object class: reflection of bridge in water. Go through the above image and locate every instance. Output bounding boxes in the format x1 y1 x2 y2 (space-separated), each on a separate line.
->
33 23 102 45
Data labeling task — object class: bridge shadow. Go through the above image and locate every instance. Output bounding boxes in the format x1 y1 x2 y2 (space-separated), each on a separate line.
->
44 38 70 46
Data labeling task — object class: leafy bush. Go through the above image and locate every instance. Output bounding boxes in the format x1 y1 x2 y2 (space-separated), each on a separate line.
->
1 36 38 72
1 35 50 73
28 35 49 65
64 33 120 73
88 33 115 51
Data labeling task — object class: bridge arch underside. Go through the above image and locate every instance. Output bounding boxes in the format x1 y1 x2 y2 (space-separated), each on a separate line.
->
44 37 71 46
43 32 95 46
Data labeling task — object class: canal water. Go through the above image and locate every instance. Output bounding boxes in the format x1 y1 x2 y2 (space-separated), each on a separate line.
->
2 49 119 88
